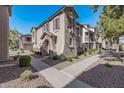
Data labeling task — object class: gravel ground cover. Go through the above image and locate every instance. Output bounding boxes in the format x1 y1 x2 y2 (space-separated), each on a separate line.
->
0 60 52 88
77 57 124 88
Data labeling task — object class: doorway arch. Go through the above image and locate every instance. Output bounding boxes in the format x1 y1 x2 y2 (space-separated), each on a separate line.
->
41 39 49 56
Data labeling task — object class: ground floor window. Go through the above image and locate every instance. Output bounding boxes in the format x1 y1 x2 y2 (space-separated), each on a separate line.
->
69 37 74 47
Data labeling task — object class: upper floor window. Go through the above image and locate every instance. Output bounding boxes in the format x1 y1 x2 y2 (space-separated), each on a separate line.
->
67 15 75 29
85 32 88 36
43 23 49 31
53 18 60 30
76 27 80 34
26 37 31 41
69 37 74 47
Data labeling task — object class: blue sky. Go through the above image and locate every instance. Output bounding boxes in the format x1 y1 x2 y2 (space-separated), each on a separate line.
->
9 5 103 34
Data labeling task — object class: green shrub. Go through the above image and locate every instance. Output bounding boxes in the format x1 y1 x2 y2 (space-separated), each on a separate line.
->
20 70 33 81
77 52 83 56
52 55 59 60
11 48 17 51
19 55 31 67
86 48 99 55
67 57 73 62
21 50 24 53
88 51 92 55
84 52 87 56
104 63 112 68
20 48 24 53
73 56 79 59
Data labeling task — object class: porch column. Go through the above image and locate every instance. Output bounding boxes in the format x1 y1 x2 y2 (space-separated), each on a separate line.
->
0 6 9 61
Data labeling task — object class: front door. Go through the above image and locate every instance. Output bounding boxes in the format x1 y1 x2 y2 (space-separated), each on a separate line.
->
42 39 49 56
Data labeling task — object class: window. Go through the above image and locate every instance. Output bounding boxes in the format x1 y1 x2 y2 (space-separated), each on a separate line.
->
80 29 82 36
53 18 60 30
26 37 31 41
76 27 80 34
106 41 108 45
69 37 74 47
44 23 49 31
85 32 88 35
67 15 75 29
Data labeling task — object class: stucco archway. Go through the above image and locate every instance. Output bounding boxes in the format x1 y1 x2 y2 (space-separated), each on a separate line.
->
41 39 50 56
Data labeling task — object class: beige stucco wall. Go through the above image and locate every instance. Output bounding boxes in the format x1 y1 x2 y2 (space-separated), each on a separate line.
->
62 10 77 57
53 13 65 55
82 27 89 43
32 29 38 52
33 12 66 55
32 10 78 57
0 6 9 61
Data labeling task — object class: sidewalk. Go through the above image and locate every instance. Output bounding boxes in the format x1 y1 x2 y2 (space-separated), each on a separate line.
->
31 54 99 88
61 54 100 77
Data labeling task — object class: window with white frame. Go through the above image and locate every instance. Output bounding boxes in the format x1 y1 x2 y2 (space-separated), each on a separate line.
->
85 32 88 35
67 15 75 29
53 18 60 30
43 23 49 31
69 37 74 47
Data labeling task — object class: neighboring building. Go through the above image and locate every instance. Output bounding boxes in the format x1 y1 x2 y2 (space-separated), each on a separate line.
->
0 6 12 61
76 23 97 52
95 31 102 49
81 24 96 51
31 6 97 58
119 35 124 50
19 34 32 50
75 22 84 53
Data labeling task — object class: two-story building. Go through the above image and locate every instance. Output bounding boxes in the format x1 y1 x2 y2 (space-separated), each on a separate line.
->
19 34 32 50
82 24 96 51
31 6 97 58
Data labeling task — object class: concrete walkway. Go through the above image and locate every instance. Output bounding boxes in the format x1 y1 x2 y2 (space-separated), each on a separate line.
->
31 54 100 88
61 54 100 77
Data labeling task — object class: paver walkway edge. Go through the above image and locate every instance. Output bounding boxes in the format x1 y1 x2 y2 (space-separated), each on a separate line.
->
31 54 100 88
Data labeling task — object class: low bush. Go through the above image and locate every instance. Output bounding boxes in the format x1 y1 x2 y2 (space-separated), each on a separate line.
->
84 48 99 56
88 51 92 55
77 52 83 56
104 57 120 61
20 48 24 53
84 52 87 56
67 57 73 62
104 63 112 68
52 55 59 60
21 50 24 53
20 70 33 81
73 56 79 59
11 48 17 51
19 55 31 67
